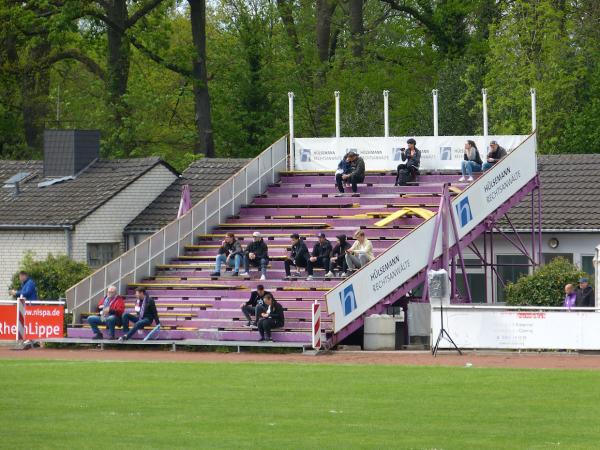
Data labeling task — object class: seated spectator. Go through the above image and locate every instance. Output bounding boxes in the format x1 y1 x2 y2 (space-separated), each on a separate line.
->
575 277 595 308
9 270 38 301
459 140 482 182
395 138 421 186
345 230 374 273
335 154 352 189
563 284 576 309
331 234 351 276
119 287 160 341
241 231 269 281
482 140 507 171
257 293 285 342
241 284 270 328
310 233 334 278
284 233 313 280
335 151 365 195
211 232 243 277
87 285 125 340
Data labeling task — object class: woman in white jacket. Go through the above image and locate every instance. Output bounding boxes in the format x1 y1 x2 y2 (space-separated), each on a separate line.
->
345 230 374 274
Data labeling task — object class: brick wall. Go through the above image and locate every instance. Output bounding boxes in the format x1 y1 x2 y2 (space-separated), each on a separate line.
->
0 230 66 293
71 164 177 264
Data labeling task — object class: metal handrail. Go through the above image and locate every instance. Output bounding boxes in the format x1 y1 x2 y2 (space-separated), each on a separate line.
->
66 136 289 324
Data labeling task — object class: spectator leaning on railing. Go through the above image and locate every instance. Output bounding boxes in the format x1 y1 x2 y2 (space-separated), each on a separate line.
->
9 270 38 301
563 284 576 309
575 277 595 308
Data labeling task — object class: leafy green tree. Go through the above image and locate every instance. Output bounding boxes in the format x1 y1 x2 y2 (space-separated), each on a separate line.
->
505 257 587 307
10 252 92 300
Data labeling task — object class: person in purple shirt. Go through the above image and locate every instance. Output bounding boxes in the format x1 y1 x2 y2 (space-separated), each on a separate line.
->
563 284 576 309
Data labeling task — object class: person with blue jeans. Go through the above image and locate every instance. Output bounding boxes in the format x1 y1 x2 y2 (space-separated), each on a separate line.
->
459 140 483 182
119 287 160 341
10 271 38 300
87 285 125 340
482 140 507 171
240 231 269 281
210 232 243 277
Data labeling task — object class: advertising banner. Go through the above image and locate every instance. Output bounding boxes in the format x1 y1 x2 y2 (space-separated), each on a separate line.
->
432 306 600 350
325 134 537 333
0 305 64 340
294 135 527 172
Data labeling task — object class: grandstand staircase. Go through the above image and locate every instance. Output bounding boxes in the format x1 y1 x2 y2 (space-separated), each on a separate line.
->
68 140 539 348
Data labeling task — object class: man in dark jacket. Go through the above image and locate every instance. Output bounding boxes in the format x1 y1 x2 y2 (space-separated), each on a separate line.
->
575 277 595 308
240 284 271 327
257 293 285 342
310 232 333 278
211 232 243 277
284 233 312 280
395 138 421 186
482 140 507 171
119 287 160 341
241 231 269 280
336 151 365 194
331 234 351 276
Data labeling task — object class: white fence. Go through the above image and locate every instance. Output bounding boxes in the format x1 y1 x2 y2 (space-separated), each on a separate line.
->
66 136 288 323
432 305 600 350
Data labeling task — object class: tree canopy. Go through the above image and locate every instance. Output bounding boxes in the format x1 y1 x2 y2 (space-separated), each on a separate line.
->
1 0 599 169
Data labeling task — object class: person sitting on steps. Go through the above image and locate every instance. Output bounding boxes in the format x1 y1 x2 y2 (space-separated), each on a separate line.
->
119 287 160 342
284 233 313 280
87 285 125 340
345 230 374 273
331 234 351 276
395 138 421 186
240 231 269 281
211 232 243 277
241 284 271 328
459 140 482 182
257 293 285 342
334 154 352 189
310 232 334 278
335 151 365 196
482 140 507 171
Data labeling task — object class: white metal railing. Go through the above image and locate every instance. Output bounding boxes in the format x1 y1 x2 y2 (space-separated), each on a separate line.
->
66 136 289 324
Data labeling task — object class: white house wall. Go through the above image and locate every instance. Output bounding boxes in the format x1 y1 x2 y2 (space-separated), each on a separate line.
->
0 230 66 294
71 164 177 263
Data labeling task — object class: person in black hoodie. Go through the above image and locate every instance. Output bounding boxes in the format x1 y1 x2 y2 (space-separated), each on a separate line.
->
211 232 243 277
284 233 312 280
395 138 421 186
310 232 334 278
257 293 285 342
241 231 269 280
330 234 351 276
575 277 595 308
459 140 483 182
119 287 160 341
240 284 271 327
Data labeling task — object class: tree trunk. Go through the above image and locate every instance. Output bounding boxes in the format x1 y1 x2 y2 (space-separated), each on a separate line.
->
189 0 215 157
316 0 337 63
22 40 51 152
348 0 364 58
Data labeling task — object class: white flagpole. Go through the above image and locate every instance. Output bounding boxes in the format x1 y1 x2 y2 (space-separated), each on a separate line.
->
383 90 389 137
530 88 537 132
288 92 295 170
432 89 439 137
334 91 341 138
482 88 488 152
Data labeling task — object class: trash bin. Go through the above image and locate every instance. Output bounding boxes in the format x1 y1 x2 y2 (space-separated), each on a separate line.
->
364 313 405 350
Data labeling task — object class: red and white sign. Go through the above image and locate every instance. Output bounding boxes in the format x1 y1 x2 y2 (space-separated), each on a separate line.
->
0 305 64 340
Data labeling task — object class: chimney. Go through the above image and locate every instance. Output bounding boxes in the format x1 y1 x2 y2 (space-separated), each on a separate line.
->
43 130 100 177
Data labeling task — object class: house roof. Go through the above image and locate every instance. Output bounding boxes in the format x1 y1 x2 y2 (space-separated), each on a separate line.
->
0 158 178 228
508 154 600 231
125 158 250 233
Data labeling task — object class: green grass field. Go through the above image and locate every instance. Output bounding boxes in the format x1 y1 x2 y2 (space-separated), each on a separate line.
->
1 359 599 449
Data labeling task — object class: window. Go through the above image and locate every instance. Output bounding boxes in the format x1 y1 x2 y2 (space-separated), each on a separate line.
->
543 253 573 265
87 243 121 268
582 255 595 280
496 255 530 303
456 273 486 303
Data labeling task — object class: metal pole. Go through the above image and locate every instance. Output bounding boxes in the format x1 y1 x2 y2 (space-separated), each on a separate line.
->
432 89 439 137
482 88 488 154
334 91 341 138
530 88 537 132
383 90 389 137
288 92 295 170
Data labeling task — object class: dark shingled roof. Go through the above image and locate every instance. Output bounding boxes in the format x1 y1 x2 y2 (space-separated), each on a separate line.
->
125 158 250 233
508 154 600 231
0 158 177 227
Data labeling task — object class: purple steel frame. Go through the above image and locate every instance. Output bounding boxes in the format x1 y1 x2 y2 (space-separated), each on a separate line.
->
328 174 542 346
